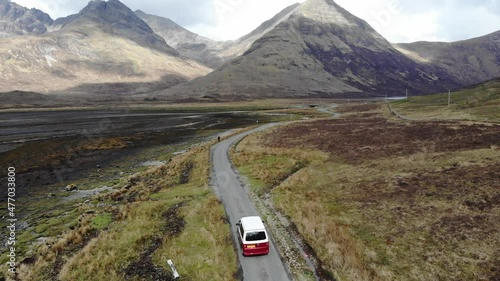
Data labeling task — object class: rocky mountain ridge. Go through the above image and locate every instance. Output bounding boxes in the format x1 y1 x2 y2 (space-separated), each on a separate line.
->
59 0 178 55
0 0 53 37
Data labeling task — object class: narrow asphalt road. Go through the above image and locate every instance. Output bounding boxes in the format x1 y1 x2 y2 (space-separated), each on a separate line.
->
211 124 292 281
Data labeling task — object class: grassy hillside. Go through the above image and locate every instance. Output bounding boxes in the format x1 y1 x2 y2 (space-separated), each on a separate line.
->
391 78 500 121
0 29 211 95
232 104 500 281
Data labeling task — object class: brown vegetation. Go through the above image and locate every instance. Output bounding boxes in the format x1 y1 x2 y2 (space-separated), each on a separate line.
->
266 116 499 164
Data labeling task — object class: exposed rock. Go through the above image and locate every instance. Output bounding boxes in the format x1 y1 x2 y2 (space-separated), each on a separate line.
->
0 0 53 37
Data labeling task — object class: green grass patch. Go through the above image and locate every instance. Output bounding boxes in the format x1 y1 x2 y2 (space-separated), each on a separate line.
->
353 226 390 266
238 165 267 193
34 210 80 237
57 201 172 281
91 213 113 230
237 155 305 195
392 78 500 121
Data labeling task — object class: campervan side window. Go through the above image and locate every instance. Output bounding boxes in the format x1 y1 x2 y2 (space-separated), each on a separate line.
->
239 224 244 236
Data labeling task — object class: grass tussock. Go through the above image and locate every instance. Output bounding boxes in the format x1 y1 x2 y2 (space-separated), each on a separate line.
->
56 201 170 281
233 106 500 281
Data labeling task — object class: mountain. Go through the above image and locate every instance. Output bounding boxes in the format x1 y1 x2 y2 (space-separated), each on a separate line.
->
60 0 178 55
0 0 53 37
154 0 499 101
0 0 211 95
214 3 301 67
137 4 300 69
395 31 500 85
135 10 224 68
135 10 208 49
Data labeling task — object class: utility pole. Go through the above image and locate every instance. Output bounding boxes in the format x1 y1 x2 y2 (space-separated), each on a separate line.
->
406 89 408 100
448 90 451 107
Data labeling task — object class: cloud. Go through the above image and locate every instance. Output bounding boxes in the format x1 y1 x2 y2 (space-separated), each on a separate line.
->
13 0 87 19
433 3 500 41
335 0 500 42
122 0 217 27
192 0 305 40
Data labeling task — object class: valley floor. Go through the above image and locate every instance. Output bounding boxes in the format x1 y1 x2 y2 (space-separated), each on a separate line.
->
1 102 498 281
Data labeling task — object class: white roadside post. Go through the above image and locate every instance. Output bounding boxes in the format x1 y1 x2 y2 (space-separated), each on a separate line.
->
167 259 180 280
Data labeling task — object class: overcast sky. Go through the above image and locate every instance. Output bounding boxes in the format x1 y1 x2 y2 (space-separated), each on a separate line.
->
13 0 500 43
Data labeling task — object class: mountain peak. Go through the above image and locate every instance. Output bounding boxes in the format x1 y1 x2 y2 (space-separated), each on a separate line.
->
135 10 181 29
61 0 178 55
78 0 142 24
294 0 354 26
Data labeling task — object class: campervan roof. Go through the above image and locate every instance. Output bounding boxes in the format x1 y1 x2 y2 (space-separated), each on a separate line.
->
240 216 265 231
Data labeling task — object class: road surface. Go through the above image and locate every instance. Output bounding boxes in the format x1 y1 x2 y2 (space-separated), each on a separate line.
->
317 104 341 117
211 124 292 281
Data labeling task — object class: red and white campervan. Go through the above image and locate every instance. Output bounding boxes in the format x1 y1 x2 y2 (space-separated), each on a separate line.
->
236 216 270 256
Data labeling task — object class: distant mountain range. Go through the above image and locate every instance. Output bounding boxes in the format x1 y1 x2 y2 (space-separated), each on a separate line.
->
0 0 210 97
153 0 500 101
0 0 498 103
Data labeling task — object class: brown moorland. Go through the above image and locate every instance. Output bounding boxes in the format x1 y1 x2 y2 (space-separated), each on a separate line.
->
233 104 500 281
